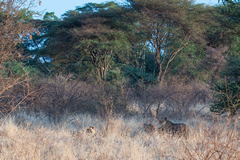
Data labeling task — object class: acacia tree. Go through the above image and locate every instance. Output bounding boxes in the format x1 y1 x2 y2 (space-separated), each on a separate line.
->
127 0 206 85
44 2 132 82
71 10 130 82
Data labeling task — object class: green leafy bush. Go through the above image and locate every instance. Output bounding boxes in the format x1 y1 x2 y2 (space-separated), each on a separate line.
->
210 55 240 115
2 61 40 78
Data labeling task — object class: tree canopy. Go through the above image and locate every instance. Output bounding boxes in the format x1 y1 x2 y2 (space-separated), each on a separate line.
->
125 0 210 85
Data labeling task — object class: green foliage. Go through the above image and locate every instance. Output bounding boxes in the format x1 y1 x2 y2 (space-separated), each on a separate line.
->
2 61 41 78
167 39 206 81
123 65 155 85
106 68 125 84
210 2 240 46
76 2 120 13
220 0 240 6
221 55 240 83
43 12 58 21
38 2 135 82
210 55 240 115
204 5 235 47
126 0 208 84
144 52 156 74
18 9 34 20
226 36 240 56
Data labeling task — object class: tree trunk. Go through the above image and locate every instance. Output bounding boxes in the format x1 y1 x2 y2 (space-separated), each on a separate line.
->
96 68 102 83
155 49 163 84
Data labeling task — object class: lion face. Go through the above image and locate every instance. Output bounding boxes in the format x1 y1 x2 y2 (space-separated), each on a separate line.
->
159 117 168 125
86 126 96 135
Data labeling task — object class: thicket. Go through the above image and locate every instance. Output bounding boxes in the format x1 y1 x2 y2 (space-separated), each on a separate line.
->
210 55 240 115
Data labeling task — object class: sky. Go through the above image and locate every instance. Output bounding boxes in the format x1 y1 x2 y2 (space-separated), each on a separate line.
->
34 0 220 19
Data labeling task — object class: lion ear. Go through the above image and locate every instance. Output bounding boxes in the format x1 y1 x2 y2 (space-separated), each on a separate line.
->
164 117 167 120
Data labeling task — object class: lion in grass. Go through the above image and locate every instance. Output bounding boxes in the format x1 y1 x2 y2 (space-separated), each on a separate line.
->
158 117 189 138
143 123 156 134
86 126 96 135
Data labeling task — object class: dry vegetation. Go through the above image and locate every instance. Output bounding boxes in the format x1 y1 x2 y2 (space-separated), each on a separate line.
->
2 74 238 160
0 112 239 160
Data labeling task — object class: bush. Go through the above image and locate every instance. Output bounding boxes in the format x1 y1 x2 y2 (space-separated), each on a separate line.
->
30 75 131 123
31 75 96 123
210 55 240 115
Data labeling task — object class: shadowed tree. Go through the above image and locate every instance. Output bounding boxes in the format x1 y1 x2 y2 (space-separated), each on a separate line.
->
42 2 133 83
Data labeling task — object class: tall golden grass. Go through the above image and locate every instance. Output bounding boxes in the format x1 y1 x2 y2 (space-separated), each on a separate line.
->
0 113 239 160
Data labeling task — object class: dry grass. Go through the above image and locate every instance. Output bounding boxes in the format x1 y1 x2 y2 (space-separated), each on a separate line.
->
0 113 239 160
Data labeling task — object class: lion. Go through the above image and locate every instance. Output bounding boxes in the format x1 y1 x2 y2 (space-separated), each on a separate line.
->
86 126 96 135
158 117 188 138
143 123 156 134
